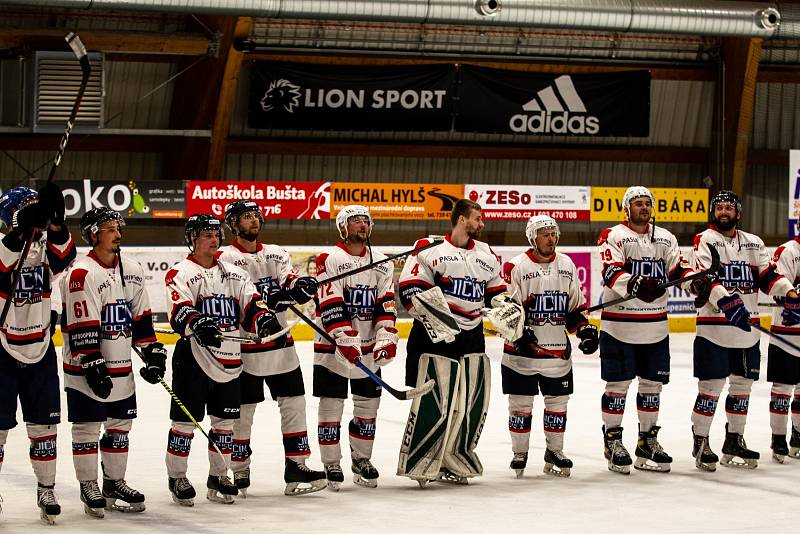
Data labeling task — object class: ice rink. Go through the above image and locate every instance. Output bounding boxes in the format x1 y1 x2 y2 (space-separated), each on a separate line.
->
1 333 798 533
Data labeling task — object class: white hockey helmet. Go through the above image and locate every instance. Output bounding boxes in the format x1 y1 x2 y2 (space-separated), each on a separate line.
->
525 214 560 249
621 186 655 219
336 204 373 240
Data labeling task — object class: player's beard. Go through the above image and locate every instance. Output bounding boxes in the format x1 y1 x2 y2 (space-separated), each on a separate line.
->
714 215 737 231
629 210 651 226
346 232 368 245
237 225 259 242
467 226 482 240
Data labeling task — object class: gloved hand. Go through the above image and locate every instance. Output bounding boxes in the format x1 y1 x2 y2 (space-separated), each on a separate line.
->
266 289 294 313
188 314 222 348
576 323 599 354
334 329 362 365
255 310 282 338
139 342 167 384
690 276 713 308
12 201 49 233
289 276 318 305
37 182 65 225
627 275 666 303
81 352 112 399
513 326 539 355
782 294 800 327
717 294 751 332
373 326 399 366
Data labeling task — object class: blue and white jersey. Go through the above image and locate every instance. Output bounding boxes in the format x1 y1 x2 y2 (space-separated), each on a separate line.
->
771 238 800 357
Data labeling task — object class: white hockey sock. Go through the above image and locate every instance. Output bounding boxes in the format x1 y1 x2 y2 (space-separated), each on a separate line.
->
71 422 101 482
166 422 195 479
636 379 662 433
691 379 724 437
232 403 256 473
543 395 568 452
208 417 234 477
278 395 311 461
318 397 344 465
508 394 534 454
0 429 7 475
350 395 380 460
100 418 132 481
769 383 793 436
725 375 753 435
601 380 631 429
792 389 800 432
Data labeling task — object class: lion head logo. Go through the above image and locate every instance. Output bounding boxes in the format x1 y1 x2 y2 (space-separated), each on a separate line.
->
260 79 302 113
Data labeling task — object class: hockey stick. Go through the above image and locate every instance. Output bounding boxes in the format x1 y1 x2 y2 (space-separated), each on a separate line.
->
288 304 435 400
482 325 569 360
752 323 800 354
0 32 90 327
319 239 443 286
585 245 721 313
154 320 296 344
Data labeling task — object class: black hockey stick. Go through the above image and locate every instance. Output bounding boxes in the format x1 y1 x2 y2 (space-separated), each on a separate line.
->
288 304 435 400
586 245 721 313
0 32 90 327
320 239 443 286
753 323 800 354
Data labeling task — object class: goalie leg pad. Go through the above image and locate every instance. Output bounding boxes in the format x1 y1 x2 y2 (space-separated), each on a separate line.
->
397 354 460 481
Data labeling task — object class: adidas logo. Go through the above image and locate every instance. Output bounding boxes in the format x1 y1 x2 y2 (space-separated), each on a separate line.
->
510 75 600 135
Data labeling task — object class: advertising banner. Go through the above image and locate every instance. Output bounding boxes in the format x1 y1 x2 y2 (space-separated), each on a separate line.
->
465 184 591 220
330 182 463 220
186 181 330 220
790 150 800 238
590 187 708 222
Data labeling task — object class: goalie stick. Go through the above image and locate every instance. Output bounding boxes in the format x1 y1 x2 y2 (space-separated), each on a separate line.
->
287 304 435 400
319 239 443 286
0 32 90 327
586 245 721 313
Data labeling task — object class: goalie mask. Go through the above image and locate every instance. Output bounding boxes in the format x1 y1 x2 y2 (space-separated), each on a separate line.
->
525 215 560 251
224 199 263 236
0 187 37 229
184 213 223 251
621 186 655 221
336 204 373 240
710 190 741 231
80 207 126 245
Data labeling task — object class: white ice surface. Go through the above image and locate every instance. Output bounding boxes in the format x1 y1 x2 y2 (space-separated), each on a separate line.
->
1 334 798 533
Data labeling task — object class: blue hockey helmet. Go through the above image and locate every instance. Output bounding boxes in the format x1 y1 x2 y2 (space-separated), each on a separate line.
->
0 187 38 228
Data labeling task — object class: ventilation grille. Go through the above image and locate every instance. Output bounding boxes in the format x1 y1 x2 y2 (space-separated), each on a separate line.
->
34 51 103 130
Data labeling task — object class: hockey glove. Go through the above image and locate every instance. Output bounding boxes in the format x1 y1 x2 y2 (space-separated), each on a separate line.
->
690 276 713 308
513 326 539 355
37 182 66 225
266 288 294 313
334 329 362 365
576 323 599 354
717 294 751 332
289 276 318 305
781 294 800 327
81 352 112 399
188 314 222 348
373 326 399 366
626 275 666 303
12 202 49 233
139 342 167 384
255 310 282 338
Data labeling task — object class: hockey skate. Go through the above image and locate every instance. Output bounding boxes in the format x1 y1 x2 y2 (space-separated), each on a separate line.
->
37 484 60 525
692 429 718 472
233 468 250 497
102 479 145 513
543 449 572 478
634 426 673 473
720 424 759 469
510 452 528 478
603 426 632 475
79 480 106 519
771 434 789 464
435 467 468 485
206 474 237 504
324 463 344 492
168 477 195 507
284 459 327 496
789 426 800 459
352 457 379 488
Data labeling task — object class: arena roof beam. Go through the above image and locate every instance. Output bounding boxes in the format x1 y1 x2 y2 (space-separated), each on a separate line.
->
0 29 209 56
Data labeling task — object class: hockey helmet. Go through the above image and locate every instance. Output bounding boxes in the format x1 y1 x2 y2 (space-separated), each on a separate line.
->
525 214 560 249
224 200 263 235
336 204 372 240
0 187 37 228
80 207 126 245
709 190 742 230
185 213 223 250
621 186 655 220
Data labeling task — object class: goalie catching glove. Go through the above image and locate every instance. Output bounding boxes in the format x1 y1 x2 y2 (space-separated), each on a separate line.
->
410 286 460 344
486 293 524 342
373 326 399 366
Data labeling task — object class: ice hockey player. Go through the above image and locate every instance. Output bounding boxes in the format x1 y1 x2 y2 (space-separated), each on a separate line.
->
397 198 508 486
164 214 283 505
60 207 165 518
691 191 799 470
313 204 398 490
767 232 800 463
501 215 597 478
0 185 75 524
217 200 326 496
597 186 711 475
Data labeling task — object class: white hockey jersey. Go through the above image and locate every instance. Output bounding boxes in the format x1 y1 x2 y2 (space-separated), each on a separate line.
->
501 250 587 378
692 225 792 348
314 243 396 379
60 251 157 402
771 238 800 357
165 255 269 383
598 222 694 344
217 241 300 376
398 234 506 331
0 228 75 363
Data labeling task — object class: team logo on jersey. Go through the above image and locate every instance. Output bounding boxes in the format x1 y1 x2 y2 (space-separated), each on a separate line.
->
440 275 485 303
719 260 756 293
256 276 281 299
199 293 239 328
525 290 568 325
346 284 376 321
13 265 46 305
629 257 667 284
101 298 133 339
